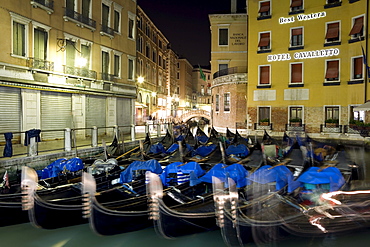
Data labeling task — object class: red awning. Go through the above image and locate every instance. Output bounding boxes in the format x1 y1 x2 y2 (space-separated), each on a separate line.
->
325 60 339 79
258 33 270 47
259 2 270 13
349 17 364 35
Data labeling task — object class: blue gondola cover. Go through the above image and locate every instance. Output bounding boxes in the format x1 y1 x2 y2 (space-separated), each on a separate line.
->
3 132 13 157
160 161 205 186
120 159 163 184
297 166 345 192
225 144 249 157
248 165 294 191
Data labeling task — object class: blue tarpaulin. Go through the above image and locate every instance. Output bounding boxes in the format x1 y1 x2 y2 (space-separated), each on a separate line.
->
3 133 13 157
196 135 208 144
193 144 216 157
297 166 345 192
248 165 294 191
165 143 179 154
119 159 163 184
160 161 205 186
225 144 250 157
40 157 84 179
148 143 166 154
199 163 250 188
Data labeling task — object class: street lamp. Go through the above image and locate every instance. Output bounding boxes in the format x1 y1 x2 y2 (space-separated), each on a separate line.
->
137 76 144 84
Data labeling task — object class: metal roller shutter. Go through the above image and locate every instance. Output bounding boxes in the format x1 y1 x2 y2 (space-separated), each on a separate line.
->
0 86 21 142
41 91 72 140
117 98 132 127
86 95 106 129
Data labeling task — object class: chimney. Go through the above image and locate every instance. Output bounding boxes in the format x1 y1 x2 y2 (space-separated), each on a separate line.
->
231 0 237 13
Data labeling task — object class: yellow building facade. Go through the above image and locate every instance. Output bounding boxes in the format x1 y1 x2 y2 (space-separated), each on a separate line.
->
0 0 137 142
209 5 248 131
248 0 369 135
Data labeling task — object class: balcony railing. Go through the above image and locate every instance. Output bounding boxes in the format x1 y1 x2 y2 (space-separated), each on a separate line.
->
27 57 54 71
320 124 342 133
30 0 54 11
101 73 116 82
101 25 115 37
213 66 247 79
254 123 273 130
63 65 97 80
64 8 96 29
286 123 305 132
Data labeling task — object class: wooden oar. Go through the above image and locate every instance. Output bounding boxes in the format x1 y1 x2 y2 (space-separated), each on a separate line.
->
115 146 140 160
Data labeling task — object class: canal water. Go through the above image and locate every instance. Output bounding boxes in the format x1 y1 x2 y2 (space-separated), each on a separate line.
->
1 141 370 246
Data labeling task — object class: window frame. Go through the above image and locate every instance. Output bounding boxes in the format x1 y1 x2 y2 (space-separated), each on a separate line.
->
258 106 271 123
11 13 30 58
289 106 304 122
290 62 303 84
224 92 230 112
258 65 271 85
325 21 340 44
290 27 303 48
128 11 136 40
325 59 340 82
215 94 220 112
351 56 363 80
258 1 271 18
349 15 364 40
324 105 340 122
290 0 303 13
258 31 271 51
128 55 135 81
218 27 229 46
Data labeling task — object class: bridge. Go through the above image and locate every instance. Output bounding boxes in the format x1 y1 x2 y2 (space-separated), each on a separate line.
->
179 110 211 122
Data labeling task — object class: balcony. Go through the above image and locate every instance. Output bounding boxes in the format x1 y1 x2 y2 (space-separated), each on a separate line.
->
254 122 273 130
100 25 115 38
63 8 96 31
212 66 247 87
27 57 54 71
63 65 97 80
320 124 342 133
286 123 305 132
30 0 54 14
101 73 116 82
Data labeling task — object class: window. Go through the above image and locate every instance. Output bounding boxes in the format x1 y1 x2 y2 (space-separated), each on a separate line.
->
291 28 303 47
219 28 228 46
113 10 120 32
66 40 76 67
219 64 228 72
289 106 303 120
290 63 303 84
325 22 340 43
34 28 48 61
102 51 109 78
128 57 134 80
113 54 120 77
128 18 134 38
146 44 150 58
259 65 270 85
325 106 339 121
258 32 270 51
349 16 364 39
13 21 26 57
325 60 339 81
81 43 91 69
290 0 303 12
352 56 363 80
66 0 75 12
350 106 364 122
102 3 110 28
258 107 270 122
215 94 220 112
224 93 230 112
136 35 142 52
82 0 91 19
258 1 271 17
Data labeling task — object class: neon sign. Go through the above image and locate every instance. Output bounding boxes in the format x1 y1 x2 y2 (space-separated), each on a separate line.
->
279 11 326 24
267 48 340 62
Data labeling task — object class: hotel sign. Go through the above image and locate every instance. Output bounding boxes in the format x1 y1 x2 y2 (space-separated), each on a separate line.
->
279 11 326 24
267 48 340 62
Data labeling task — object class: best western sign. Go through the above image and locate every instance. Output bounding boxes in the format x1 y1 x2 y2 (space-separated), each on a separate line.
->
279 11 326 24
267 48 340 62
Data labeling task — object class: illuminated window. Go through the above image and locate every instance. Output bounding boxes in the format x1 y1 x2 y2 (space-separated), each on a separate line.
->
349 16 364 39
81 43 91 69
325 60 339 82
259 65 270 85
258 32 270 50
101 50 109 80
290 63 302 84
290 106 303 120
291 28 303 47
219 28 228 46
34 28 48 61
258 1 271 17
325 22 340 43
215 94 219 112
325 106 339 121
224 93 230 112
352 56 363 80
12 21 26 57
66 40 76 67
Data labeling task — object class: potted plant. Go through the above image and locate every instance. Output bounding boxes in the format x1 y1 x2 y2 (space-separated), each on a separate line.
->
259 118 270 126
289 118 302 126
325 118 339 127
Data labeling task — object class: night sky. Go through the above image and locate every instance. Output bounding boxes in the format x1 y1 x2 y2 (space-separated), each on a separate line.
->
137 0 246 67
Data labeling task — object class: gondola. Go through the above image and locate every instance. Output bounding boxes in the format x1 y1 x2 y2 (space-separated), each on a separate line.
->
22 159 123 229
217 135 360 246
148 141 264 239
0 157 98 227
83 160 207 236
